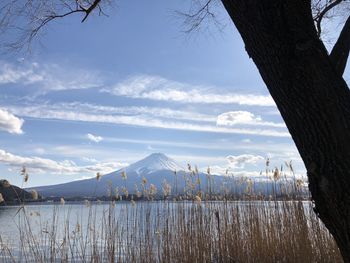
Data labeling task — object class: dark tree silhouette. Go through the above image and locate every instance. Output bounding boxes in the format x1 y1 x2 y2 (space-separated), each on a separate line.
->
220 1 350 261
1 0 350 260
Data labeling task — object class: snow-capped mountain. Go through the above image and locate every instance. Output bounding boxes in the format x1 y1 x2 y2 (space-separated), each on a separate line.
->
125 153 184 175
31 153 308 199
33 153 189 198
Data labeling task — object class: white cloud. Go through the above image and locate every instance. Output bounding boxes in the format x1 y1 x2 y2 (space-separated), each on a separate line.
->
0 62 43 84
0 148 127 175
226 154 265 169
193 154 265 176
86 133 103 143
0 61 101 91
217 111 285 128
33 148 46 155
102 138 301 163
49 102 215 122
172 154 227 166
205 165 262 176
0 63 274 107
102 75 275 106
0 108 24 134
8 104 290 137
81 157 98 163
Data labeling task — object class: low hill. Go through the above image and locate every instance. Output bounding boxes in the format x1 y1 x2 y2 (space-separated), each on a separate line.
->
0 180 34 204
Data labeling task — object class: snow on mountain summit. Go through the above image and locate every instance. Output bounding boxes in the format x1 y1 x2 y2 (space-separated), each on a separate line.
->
125 153 184 174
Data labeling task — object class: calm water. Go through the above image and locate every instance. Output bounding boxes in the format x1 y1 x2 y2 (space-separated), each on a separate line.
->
0 201 162 262
0 201 315 262
0 201 152 241
0 200 313 238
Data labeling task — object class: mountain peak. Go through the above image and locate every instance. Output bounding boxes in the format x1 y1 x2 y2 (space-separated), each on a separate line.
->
147 152 168 159
125 153 184 174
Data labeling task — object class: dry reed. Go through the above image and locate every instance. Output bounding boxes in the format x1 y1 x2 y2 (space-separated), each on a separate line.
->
0 200 342 263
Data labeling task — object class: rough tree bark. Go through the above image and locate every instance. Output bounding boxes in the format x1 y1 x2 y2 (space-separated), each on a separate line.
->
221 0 350 261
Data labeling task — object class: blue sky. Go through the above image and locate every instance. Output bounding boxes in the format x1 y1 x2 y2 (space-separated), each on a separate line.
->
0 1 347 187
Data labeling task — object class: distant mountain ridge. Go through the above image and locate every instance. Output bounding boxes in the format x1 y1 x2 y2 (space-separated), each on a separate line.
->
31 153 308 199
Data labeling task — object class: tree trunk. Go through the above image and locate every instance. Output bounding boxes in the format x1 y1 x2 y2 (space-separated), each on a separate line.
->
221 0 350 261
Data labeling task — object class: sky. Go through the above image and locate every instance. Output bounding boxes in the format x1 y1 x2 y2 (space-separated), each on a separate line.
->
0 0 348 187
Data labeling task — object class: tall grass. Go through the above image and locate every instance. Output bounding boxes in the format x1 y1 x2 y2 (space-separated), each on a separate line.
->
0 200 342 262
0 163 342 262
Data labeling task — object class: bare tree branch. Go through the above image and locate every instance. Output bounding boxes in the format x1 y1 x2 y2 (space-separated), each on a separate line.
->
313 0 347 37
28 0 102 42
81 0 102 22
314 0 343 37
175 0 223 34
0 0 109 52
0 0 348 53
330 15 350 76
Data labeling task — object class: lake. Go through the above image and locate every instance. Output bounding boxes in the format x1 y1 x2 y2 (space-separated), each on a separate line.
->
0 201 342 262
